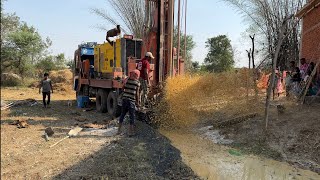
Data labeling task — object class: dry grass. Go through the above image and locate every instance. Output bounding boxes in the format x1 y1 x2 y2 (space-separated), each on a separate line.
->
154 69 264 129
29 69 73 92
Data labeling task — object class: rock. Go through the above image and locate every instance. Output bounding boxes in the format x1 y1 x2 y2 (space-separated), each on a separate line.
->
17 120 29 128
45 127 54 136
277 105 286 114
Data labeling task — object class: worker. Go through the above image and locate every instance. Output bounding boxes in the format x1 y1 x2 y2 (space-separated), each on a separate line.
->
39 73 53 108
106 25 121 46
138 52 154 107
299 58 309 80
118 70 141 136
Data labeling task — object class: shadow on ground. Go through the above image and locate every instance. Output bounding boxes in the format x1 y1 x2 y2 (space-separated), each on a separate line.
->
52 122 200 180
1 100 200 179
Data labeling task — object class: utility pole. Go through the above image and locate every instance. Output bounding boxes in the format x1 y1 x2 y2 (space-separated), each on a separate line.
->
184 0 187 65
168 0 174 77
177 0 181 74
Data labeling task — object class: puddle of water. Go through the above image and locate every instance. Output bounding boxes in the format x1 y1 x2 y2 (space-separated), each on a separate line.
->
198 126 233 145
161 130 320 180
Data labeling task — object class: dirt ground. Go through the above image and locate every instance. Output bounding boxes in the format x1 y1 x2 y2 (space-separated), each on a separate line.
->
1 87 199 179
215 101 320 174
1 87 320 179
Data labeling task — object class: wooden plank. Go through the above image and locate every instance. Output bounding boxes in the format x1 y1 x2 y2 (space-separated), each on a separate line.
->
300 61 320 104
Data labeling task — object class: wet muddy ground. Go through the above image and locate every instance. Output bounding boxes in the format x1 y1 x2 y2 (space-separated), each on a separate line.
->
162 129 320 180
215 103 320 174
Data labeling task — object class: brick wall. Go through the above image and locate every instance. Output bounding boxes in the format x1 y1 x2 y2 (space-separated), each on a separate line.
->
300 6 320 65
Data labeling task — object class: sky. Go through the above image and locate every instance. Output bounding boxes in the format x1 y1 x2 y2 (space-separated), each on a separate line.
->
4 0 251 67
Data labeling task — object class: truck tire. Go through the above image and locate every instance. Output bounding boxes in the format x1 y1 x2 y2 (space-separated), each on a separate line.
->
96 89 108 113
107 91 121 118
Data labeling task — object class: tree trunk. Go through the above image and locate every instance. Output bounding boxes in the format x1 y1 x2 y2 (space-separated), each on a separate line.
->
265 18 289 130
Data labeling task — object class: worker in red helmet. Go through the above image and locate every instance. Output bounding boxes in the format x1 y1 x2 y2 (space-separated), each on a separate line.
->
106 25 121 46
118 69 140 136
137 52 154 107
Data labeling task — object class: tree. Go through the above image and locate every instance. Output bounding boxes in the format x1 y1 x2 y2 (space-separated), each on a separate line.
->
2 23 50 77
91 0 146 38
36 56 56 73
66 60 75 70
224 0 305 69
192 61 200 70
204 35 234 72
1 3 20 72
55 53 67 69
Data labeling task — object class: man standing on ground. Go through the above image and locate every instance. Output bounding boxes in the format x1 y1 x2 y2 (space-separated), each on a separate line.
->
118 70 141 136
138 52 154 107
106 25 121 46
286 61 296 97
39 73 53 108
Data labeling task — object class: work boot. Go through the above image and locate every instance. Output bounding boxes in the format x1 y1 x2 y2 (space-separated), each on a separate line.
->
117 123 122 135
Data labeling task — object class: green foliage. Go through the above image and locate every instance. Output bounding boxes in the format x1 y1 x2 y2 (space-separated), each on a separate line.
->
1 73 22 87
36 56 56 73
1 22 49 77
55 53 67 69
204 35 234 73
191 61 200 70
0 2 64 83
36 53 68 74
66 60 75 70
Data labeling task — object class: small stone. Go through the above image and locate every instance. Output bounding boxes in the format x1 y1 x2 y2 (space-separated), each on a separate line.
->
45 127 54 136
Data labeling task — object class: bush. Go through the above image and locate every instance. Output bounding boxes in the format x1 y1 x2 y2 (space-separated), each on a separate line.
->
1 73 22 86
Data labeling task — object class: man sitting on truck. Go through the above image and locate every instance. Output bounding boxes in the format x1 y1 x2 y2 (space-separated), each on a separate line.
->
138 52 154 107
118 69 141 136
106 25 121 46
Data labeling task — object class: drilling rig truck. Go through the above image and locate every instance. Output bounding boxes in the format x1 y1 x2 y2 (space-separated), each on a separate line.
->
73 0 185 117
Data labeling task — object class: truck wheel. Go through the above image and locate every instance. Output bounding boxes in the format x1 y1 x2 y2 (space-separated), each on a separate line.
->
96 89 108 113
107 91 121 118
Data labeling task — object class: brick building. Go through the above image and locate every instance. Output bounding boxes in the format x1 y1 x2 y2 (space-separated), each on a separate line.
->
296 0 320 67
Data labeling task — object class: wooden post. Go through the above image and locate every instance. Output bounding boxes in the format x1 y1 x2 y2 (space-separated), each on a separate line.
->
250 34 255 69
300 61 320 104
177 0 181 74
168 0 174 77
246 49 251 100
265 19 288 130
246 49 251 69
184 0 187 66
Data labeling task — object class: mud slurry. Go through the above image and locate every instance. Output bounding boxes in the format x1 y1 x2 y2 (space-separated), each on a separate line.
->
162 130 320 180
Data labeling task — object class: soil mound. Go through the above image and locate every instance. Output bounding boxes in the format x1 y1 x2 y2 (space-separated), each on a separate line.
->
29 69 73 92
1 73 22 86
